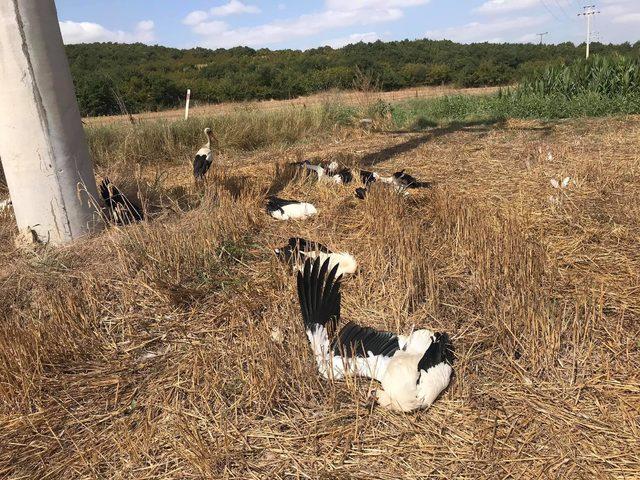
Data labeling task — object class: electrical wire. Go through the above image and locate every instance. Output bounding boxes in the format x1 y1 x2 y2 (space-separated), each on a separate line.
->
540 0 566 23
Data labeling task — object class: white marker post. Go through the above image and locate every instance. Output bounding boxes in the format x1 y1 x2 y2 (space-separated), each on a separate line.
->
0 0 101 245
185 89 191 120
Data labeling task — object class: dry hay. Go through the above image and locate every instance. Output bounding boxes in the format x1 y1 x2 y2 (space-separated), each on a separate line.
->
0 116 639 479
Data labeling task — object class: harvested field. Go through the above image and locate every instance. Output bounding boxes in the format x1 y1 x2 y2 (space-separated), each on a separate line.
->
0 115 639 479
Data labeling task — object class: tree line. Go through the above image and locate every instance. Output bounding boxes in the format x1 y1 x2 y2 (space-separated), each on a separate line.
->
65 38 640 117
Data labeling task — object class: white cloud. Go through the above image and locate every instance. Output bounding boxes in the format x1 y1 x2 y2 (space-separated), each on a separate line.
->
474 0 540 15
612 12 640 24
192 21 230 36
426 16 547 43
183 11 209 26
325 32 380 48
325 0 429 9
184 0 429 48
210 0 260 16
182 1 260 27
60 20 155 44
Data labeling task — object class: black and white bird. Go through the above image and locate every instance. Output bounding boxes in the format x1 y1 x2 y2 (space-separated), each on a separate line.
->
193 127 214 180
100 178 144 225
380 170 432 190
275 237 358 277
300 160 353 185
298 258 454 412
266 196 317 221
359 169 379 186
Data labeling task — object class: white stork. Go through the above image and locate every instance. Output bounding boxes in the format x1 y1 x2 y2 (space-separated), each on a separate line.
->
297 258 454 412
379 170 433 190
275 237 357 277
193 128 214 180
266 196 317 221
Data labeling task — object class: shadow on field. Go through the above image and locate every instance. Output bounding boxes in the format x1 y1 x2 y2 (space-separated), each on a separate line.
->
361 118 506 167
266 162 300 197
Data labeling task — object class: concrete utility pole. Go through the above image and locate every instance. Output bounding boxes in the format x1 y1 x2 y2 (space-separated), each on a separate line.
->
537 32 549 45
0 0 101 245
578 5 600 59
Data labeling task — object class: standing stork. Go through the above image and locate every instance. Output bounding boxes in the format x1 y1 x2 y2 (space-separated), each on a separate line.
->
193 127 214 180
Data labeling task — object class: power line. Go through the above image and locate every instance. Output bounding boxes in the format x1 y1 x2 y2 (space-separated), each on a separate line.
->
537 32 550 44
552 0 573 21
540 0 566 23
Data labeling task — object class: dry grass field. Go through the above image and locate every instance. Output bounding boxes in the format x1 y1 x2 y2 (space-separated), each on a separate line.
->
84 85 502 126
1 113 639 479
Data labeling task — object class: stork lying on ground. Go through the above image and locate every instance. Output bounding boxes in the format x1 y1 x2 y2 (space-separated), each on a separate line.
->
298 258 454 412
275 237 357 277
193 127 214 180
100 178 144 225
379 170 433 189
359 169 379 186
299 160 353 185
266 196 317 220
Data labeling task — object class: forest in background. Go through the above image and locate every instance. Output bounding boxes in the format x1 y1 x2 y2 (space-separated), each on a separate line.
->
65 38 640 117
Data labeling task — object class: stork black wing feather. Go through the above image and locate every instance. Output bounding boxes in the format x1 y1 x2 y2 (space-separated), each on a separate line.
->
267 196 301 213
333 321 400 358
337 169 353 184
297 258 341 335
393 171 432 189
417 333 455 372
359 170 376 185
288 237 331 254
100 178 144 224
193 155 211 179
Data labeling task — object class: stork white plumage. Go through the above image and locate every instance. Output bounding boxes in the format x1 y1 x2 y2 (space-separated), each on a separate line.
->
301 160 353 185
297 258 454 412
193 128 214 180
275 237 358 277
266 196 317 220
378 170 432 190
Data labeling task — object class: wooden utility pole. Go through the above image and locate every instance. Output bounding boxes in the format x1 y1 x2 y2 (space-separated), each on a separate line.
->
0 0 101 244
185 89 191 120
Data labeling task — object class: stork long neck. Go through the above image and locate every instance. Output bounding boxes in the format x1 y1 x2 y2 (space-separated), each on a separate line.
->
205 132 211 149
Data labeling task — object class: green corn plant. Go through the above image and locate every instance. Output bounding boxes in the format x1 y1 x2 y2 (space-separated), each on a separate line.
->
517 54 640 98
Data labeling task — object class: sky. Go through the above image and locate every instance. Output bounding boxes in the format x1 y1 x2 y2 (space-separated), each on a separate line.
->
55 0 640 50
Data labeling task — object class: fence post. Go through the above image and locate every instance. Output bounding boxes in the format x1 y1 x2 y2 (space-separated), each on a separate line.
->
185 89 191 120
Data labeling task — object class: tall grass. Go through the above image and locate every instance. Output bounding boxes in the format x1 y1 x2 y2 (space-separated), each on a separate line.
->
87 103 356 168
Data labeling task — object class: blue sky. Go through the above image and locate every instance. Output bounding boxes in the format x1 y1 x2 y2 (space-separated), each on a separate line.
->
56 0 640 50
